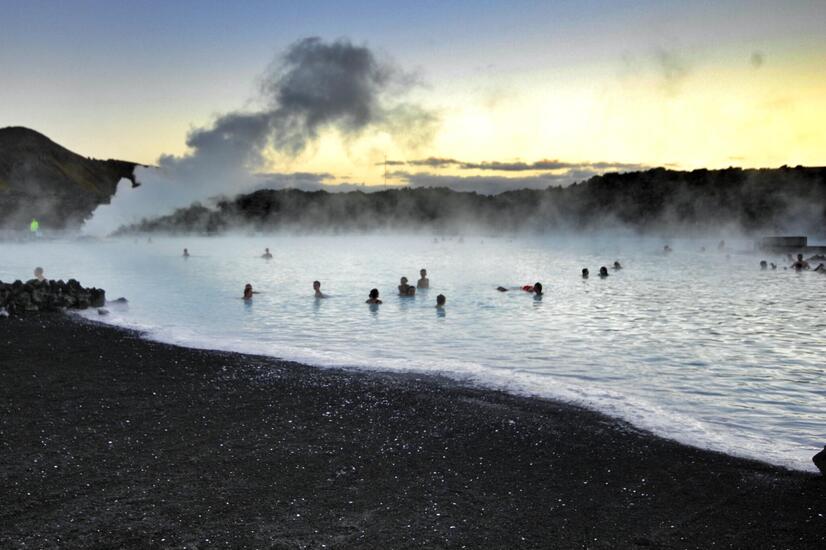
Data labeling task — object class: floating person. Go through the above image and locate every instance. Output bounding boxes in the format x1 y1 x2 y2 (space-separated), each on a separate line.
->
582 268 589 279
771 262 777 270
399 277 416 296
183 248 190 258
436 294 446 308
366 288 382 304
243 283 259 300
262 248 273 259
33 267 46 281
663 244 673 253
313 280 326 298
613 261 622 270
519 282 543 295
417 269 430 289
760 260 767 270
791 254 811 271
599 266 609 278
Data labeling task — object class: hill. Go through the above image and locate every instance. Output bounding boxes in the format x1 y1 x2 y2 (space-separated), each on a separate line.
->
116 166 826 236
0 126 140 230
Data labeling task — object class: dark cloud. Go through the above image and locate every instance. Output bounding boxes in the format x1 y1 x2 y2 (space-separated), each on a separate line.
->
654 48 690 95
385 157 648 173
750 50 765 69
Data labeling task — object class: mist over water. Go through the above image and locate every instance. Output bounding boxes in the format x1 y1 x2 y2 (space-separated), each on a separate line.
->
2 233 823 471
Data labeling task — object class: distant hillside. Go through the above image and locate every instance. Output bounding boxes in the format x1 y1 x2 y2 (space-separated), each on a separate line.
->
0 126 140 229
117 166 826 236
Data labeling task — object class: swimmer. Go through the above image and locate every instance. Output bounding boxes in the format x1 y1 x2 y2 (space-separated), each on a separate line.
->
262 248 273 259
33 267 46 281
663 244 673 253
516 282 543 295
582 268 589 279
399 277 416 296
183 248 190 258
313 280 326 298
599 266 609 278
366 288 382 304
791 254 811 271
760 260 767 270
770 262 777 270
613 261 622 270
436 294 446 308
243 283 259 300
417 269 430 289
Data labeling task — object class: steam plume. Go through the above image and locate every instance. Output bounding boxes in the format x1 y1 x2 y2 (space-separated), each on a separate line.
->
84 37 437 235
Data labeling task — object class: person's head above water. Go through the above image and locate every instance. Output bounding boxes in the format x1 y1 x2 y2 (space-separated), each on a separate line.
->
400 276 408 285
243 283 253 299
582 268 589 278
533 282 543 295
420 269 427 277
760 260 767 269
797 254 804 261
313 280 321 290
436 294 446 307
370 288 379 299
34 267 45 280
613 261 622 270
599 266 609 277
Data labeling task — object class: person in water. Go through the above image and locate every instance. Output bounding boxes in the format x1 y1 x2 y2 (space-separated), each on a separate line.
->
33 267 46 281
613 261 622 270
183 248 190 258
771 262 777 270
436 294 446 308
417 269 430 288
663 244 673 253
243 283 259 300
813 263 826 273
582 268 589 279
791 254 811 271
399 277 416 296
262 248 273 259
599 266 609 278
366 288 382 304
519 282 543 295
313 280 326 298
760 260 768 270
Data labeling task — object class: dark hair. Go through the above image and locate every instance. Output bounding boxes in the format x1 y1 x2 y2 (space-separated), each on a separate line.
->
582 268 589 276
313 280 320 286
369 288 379 298
533 282 542 294
436 294 446 304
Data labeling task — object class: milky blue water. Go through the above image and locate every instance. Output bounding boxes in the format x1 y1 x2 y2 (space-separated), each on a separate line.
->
1 234 823 471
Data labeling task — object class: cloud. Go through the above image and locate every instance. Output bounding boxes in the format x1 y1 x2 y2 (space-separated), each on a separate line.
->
383 157 649 173
654 48 690 95
750 50 765 69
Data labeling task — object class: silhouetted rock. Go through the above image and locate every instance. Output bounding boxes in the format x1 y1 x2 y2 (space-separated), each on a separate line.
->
0 126 141 230
814 446 826 475
116 166 826 236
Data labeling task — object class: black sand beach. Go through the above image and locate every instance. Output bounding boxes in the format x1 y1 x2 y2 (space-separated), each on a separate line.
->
1 314 824 549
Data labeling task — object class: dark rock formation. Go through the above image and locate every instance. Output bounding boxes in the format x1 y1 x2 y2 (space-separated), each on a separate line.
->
814 446 826 475
0 126 141 230
116 166 826 236
0 279 105 316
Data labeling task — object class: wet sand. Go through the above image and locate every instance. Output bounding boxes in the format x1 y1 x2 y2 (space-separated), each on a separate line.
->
1 314 823 548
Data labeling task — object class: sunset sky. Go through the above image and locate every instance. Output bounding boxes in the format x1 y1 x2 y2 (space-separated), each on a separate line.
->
2 0 825 189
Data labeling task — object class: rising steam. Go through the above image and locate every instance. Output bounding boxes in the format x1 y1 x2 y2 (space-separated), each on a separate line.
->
83 37 437 235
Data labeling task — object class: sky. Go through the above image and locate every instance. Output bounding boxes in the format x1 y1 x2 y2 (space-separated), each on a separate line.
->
2 0 825 190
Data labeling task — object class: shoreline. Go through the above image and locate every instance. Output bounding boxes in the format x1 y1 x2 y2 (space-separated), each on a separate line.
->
1 313 824 548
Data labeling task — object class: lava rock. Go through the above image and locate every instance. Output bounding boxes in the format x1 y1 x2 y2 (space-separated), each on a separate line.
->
814 446 826 475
